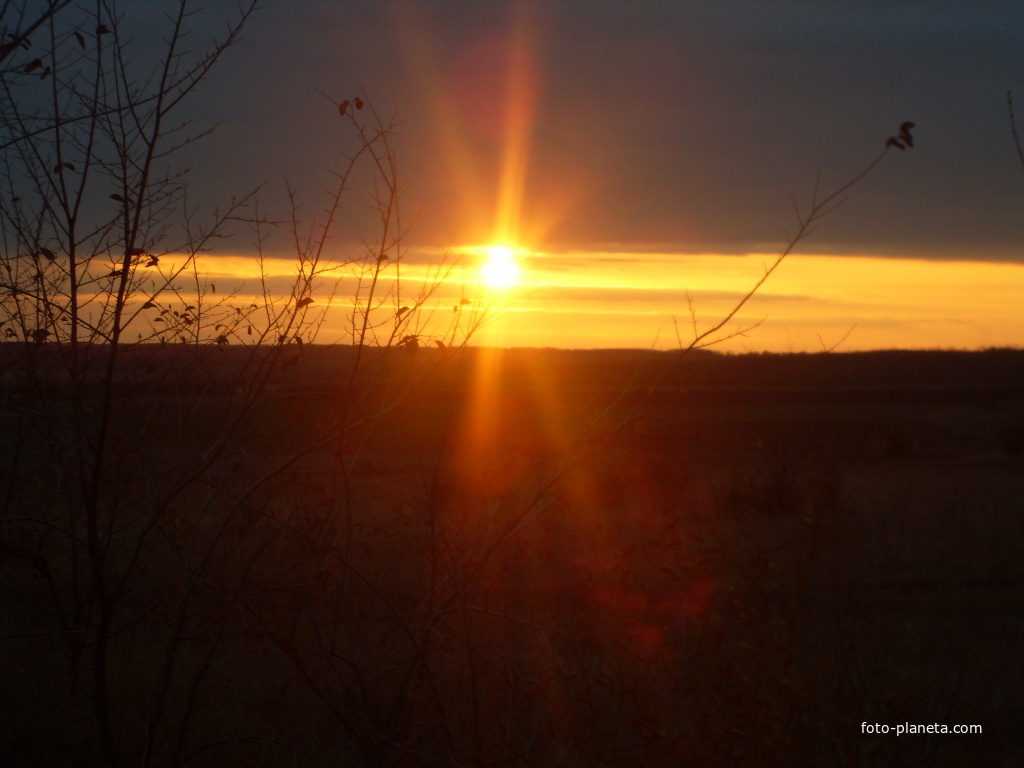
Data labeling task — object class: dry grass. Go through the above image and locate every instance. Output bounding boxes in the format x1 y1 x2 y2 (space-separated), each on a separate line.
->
3 347 1024 766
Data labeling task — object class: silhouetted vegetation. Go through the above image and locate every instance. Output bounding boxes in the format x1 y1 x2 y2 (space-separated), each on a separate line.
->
1 2 1017 767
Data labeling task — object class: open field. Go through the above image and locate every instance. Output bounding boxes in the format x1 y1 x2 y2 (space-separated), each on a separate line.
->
3 346 1024 766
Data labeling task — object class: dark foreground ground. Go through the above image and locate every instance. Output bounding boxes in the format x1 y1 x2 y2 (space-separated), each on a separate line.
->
3 345 1024 766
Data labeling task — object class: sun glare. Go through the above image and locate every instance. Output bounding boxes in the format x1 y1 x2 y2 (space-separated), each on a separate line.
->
489 245 514 262
482 245 520 287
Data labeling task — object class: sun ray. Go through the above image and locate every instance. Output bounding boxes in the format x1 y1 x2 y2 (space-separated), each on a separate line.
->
493 4 539 247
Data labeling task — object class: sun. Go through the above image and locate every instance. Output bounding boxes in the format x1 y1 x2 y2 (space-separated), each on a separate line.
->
481 244 520 287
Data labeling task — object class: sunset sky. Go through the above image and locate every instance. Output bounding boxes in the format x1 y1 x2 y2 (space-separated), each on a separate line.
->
179 0 1024 351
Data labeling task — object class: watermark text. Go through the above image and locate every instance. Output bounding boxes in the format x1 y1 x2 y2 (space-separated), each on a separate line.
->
861 722 982 736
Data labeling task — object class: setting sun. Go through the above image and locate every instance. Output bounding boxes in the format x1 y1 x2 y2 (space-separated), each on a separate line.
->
482 244 520 287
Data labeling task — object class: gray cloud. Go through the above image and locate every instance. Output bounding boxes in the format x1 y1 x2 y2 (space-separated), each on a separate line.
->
167 1 1024 260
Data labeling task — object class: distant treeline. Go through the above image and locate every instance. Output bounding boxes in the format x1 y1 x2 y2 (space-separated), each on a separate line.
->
5 344 1024 398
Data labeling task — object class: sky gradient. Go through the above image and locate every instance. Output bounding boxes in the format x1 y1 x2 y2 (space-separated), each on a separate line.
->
178 0 1024 350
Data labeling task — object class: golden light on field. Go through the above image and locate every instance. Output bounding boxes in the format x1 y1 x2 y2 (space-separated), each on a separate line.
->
482 245 520 287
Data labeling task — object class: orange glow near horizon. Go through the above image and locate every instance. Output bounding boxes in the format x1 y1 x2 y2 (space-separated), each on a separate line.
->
186 250 1024 352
